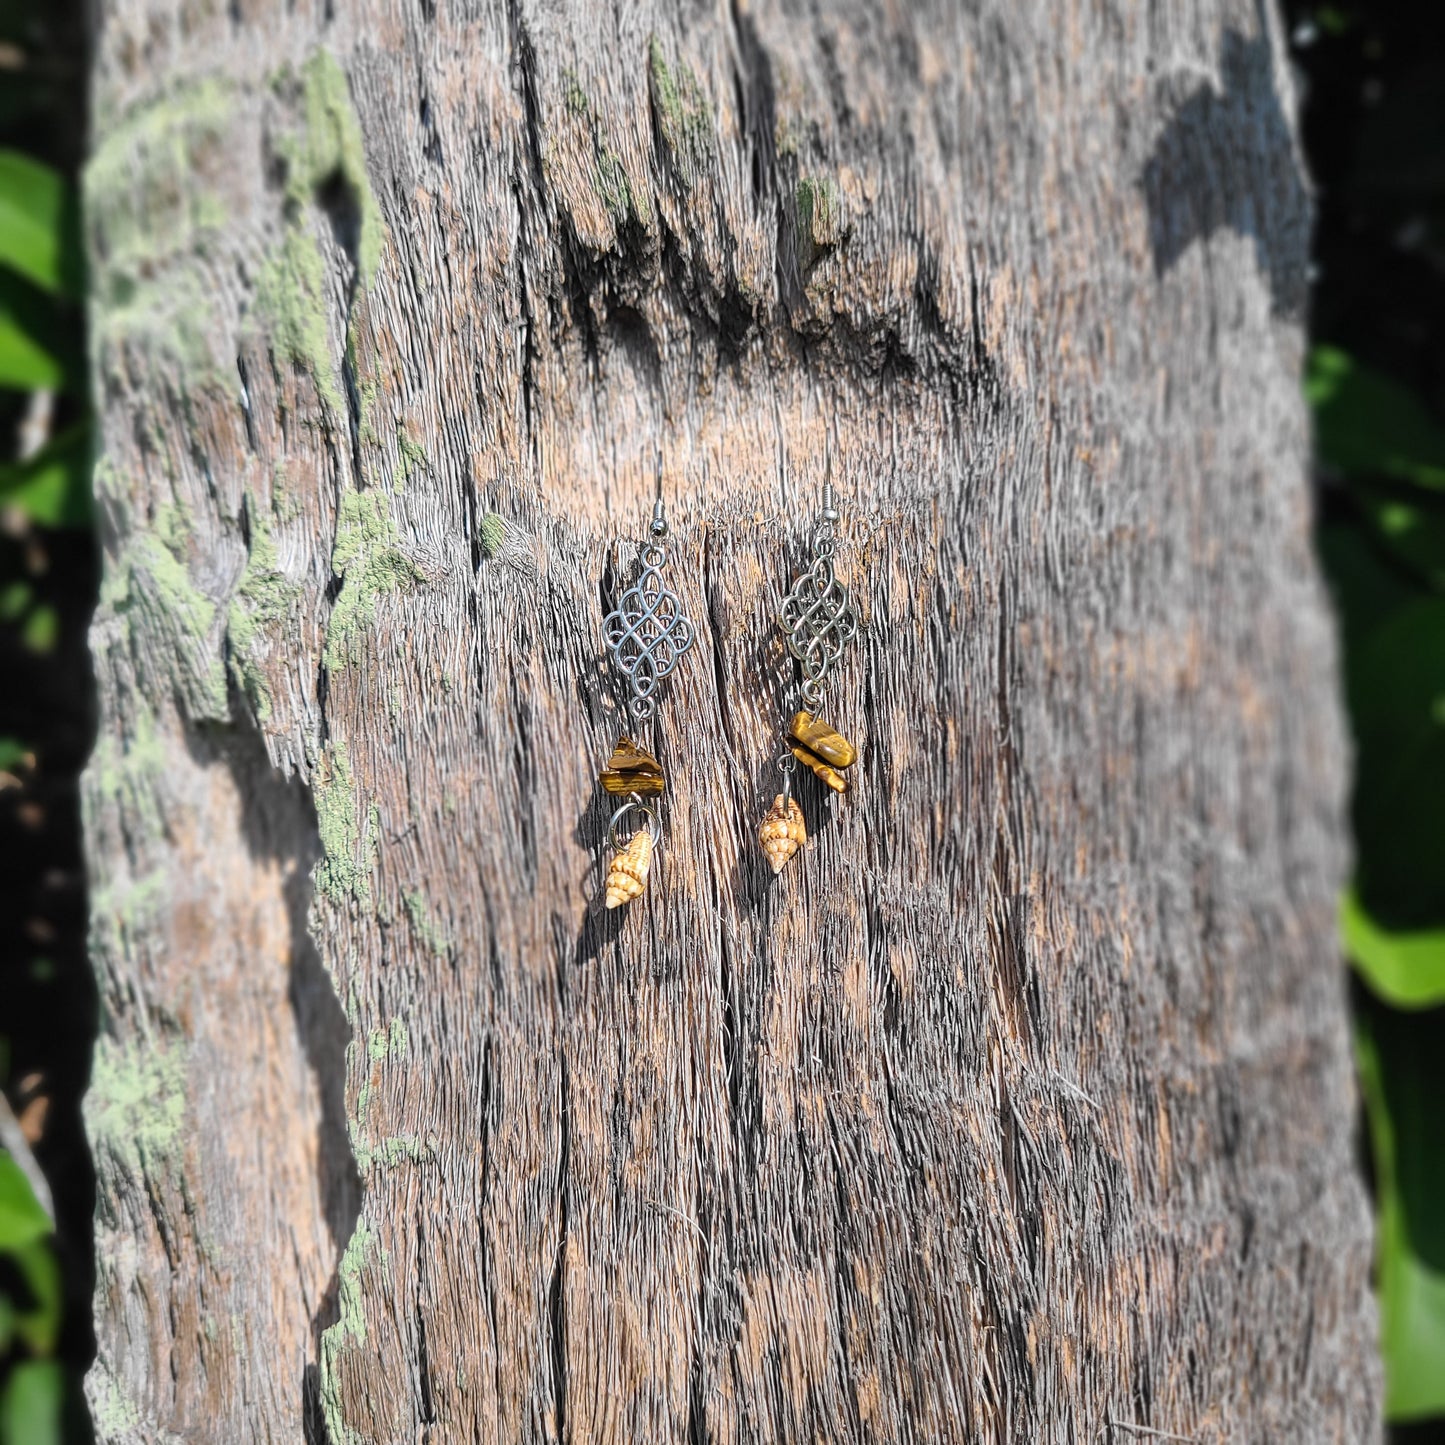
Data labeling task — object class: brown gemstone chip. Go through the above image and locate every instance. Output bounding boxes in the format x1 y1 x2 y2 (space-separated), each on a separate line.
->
789 712 856 769
599 735 665 795
791 745 849 794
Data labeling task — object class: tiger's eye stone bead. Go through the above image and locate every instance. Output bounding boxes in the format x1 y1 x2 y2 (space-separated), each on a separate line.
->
599 735 665 795
792 745 849 793
789 712 856 769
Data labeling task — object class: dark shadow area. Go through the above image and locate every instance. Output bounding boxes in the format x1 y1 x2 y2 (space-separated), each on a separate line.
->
0 530 98 1438
0 3 96 1437
1140 6 1310 318
183 718 361 1437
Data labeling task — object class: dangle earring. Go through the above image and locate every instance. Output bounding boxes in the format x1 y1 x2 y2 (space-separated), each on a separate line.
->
597 499 696 908
759 481 860 873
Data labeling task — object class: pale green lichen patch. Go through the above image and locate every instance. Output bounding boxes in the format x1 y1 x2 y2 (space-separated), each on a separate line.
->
86 80 236 386
281 51 384 285
369 1135 432 1169
227 499 299 721
559 67 650 230
256 50 383 417
403 889 453 960
795 176 845 269
102 514 230 721
313 741 378 903
324 489 423 672
86 79 234 270
319 1222 388 1444
648 36 713 182
254 226 340 412
394 426 427 490
355 371 381 446
352 1078 372 1138
94 269 227 388
87 1034 187 1181
365 1017 409 1062
477 512 506 561
88 1360 143 1437
350 1019 427 1171
87 704 168 837
563 69 590 117
90 868 169 949
594 143 635 227
352 1117 432 1172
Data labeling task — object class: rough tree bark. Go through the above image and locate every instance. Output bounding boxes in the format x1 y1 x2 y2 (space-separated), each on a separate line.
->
80 0 1379 1441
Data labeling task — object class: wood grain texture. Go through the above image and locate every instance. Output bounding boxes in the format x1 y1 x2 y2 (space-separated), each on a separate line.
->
80 0 1380 1441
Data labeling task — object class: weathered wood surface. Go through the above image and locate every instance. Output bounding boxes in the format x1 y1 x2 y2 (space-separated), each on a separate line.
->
81 0 1380 1441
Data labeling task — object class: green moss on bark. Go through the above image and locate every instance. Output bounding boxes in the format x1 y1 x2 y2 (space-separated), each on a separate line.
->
314 741 378 903
648 37 713 182
318 1222 387 1445
87 1035 187 1181
323 489 422 672
227 501 299 721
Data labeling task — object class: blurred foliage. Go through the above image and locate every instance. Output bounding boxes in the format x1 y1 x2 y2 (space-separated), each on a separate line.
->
1287 0 1445 1427
0 1154 61 1443
0 3 95 1443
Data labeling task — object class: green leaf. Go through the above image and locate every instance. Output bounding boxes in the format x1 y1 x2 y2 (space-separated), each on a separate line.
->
1341 594 1445 927
0 581 29 619
20 603 57 653
6 1238 60 1356
1317 515 1423 652
0 311 65 391
0 423 92 529
1357 995 1445 1420
1345 889 1445 1009
0 270 80 392
0 149 81 298
0 1154 51 1250
0 1360 63 1445
1350 482 1445 591
1308 346 1445 490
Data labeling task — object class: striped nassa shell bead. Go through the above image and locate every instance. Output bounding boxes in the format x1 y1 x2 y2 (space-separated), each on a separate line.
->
758 794 806 874
604 829 654 909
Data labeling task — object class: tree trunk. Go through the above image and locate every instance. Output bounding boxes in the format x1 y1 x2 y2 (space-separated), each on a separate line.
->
81 1 1380 1441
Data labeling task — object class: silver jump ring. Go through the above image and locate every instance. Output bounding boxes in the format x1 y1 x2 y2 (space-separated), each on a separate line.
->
606 794 661 853
776 752 796 808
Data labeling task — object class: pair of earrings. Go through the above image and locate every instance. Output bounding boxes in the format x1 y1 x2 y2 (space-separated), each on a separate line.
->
594 484 859 908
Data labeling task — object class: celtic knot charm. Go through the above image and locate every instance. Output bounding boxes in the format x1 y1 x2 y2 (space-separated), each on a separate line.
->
603 523 695 723
780 517 857 711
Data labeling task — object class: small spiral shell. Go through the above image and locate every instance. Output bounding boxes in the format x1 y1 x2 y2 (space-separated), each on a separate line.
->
605 829 654 909
758 794 806 875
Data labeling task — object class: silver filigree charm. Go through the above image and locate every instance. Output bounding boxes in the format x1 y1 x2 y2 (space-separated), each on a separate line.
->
779 485 858 710
603 501 696 723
